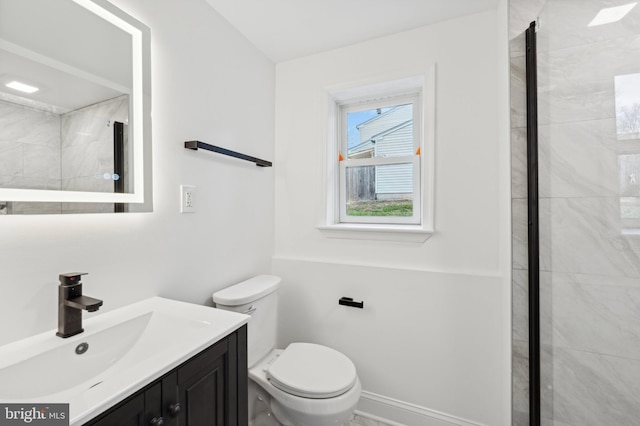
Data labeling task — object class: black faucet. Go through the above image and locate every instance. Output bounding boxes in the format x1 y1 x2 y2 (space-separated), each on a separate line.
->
56 272 103 338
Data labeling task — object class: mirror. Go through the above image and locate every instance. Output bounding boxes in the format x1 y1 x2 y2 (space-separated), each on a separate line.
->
0 0 152 214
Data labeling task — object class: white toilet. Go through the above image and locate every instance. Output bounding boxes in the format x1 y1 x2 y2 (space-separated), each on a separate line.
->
212 275 361 426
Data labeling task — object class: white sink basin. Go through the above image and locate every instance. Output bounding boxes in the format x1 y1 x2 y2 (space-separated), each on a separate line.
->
0 312 152 399
0 297 249 425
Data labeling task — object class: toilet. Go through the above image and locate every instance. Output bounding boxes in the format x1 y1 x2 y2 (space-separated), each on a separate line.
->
212 275 361 426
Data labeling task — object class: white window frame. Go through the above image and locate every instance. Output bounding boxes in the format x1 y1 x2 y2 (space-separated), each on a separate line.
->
338 94 421 225
318 71 436 242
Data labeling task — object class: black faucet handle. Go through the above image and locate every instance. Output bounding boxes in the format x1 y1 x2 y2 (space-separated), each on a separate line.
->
59 272 88 286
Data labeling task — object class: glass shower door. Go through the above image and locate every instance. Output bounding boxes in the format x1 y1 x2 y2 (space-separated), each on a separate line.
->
533 1 640 424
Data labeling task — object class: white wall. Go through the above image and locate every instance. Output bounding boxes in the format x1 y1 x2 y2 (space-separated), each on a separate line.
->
0 0 275 346
273 8 511 426
1 2 512 424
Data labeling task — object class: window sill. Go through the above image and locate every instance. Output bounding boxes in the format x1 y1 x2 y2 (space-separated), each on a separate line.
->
317 224 433 242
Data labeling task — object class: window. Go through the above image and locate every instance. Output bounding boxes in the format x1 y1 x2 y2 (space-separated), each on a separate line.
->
320 72 435 241
338 94 421 225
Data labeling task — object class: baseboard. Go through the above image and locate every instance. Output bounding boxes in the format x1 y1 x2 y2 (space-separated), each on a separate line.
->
356 391 488 426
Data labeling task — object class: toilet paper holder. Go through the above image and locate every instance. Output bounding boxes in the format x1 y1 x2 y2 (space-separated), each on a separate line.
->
339 297 364 309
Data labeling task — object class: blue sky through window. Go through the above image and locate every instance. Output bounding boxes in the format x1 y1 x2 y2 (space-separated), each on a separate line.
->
347 108 391 148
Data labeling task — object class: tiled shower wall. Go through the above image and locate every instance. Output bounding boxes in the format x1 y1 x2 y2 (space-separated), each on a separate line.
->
0 100 63 214
0 101 62 191
510 0 640 424
509 10 533 426
60 95 129 214
510 2 546 423
60 95 128 194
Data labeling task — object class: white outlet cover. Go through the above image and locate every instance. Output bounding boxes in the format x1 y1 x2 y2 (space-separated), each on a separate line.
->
180 185 196 213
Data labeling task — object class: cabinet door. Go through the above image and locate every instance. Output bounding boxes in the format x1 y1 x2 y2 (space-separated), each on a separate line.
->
177 338 229 426
85 327 247 426
144 382 163 426
89 393 144 426
231 326 248 426
161 371 180 426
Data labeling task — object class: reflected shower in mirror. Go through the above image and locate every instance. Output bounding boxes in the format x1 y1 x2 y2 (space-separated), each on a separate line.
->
0 95 130 214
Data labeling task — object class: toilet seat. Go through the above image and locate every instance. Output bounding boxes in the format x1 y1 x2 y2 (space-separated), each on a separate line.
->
266 343 357 399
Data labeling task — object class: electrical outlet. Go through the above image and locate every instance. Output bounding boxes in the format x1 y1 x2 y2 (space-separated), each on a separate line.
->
180 185 196 213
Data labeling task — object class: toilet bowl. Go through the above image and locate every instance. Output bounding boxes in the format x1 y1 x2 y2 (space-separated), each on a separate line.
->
212 275 361 426
250 345 362 426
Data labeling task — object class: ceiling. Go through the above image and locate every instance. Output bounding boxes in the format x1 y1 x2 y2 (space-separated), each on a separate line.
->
0 48 124 113
204 0 499 63
0 0 131 113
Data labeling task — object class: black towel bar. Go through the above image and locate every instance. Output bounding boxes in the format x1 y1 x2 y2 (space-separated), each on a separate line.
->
339 297 364 309
185 140 272 167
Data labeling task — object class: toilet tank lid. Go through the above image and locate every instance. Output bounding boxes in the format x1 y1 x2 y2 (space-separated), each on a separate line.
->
212 275 281 306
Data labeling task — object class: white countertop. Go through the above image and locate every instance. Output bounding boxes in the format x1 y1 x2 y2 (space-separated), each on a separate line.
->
0 297 249 425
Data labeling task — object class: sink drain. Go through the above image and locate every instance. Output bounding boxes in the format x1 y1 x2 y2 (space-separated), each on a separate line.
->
75 342 89 355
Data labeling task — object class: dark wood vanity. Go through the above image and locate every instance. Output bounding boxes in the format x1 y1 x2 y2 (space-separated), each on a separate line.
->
84 325 247 426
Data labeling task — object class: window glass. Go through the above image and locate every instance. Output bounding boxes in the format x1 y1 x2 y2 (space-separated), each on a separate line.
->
345 163 414 218
338 95 420 225
346 104 414 159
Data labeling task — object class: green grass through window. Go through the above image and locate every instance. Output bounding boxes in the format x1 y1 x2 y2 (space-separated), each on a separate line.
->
347 200 413 217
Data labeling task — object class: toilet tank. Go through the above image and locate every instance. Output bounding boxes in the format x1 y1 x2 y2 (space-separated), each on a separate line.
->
212 275 280 367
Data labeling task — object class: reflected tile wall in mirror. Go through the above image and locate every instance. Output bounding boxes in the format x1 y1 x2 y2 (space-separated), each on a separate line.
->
0 95 130 214
61 95 129 195
0 100 62 191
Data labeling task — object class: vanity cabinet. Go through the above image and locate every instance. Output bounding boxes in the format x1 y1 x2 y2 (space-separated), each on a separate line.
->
85 325 248 426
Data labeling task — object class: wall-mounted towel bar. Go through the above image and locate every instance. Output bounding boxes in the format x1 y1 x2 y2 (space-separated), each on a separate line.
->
184 141 272 167
339 297 364 309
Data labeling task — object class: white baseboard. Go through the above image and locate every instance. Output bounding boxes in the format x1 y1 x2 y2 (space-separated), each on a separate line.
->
356 391 488 426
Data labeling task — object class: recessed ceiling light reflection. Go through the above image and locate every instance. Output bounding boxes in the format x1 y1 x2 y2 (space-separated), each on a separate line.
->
5 81 39 94
588 2 637 26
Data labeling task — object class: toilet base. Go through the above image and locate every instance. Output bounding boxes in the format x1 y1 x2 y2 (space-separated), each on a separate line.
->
249 381 280 426
269 394 357 426
248 357 361 426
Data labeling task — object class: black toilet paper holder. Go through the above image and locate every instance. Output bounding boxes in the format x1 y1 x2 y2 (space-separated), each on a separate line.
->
339 297 364 309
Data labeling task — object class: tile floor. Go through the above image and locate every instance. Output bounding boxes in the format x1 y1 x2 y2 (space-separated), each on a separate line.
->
347 414 393 426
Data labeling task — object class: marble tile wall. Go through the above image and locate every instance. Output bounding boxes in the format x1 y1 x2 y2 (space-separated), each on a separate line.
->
60 95 129 195
0 100 63 214
0 100 62 190
60 95 128 214
510 0 640 425
510 22 532 424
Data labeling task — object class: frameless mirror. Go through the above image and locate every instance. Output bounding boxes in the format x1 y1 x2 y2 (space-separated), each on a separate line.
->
0 0 152 214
